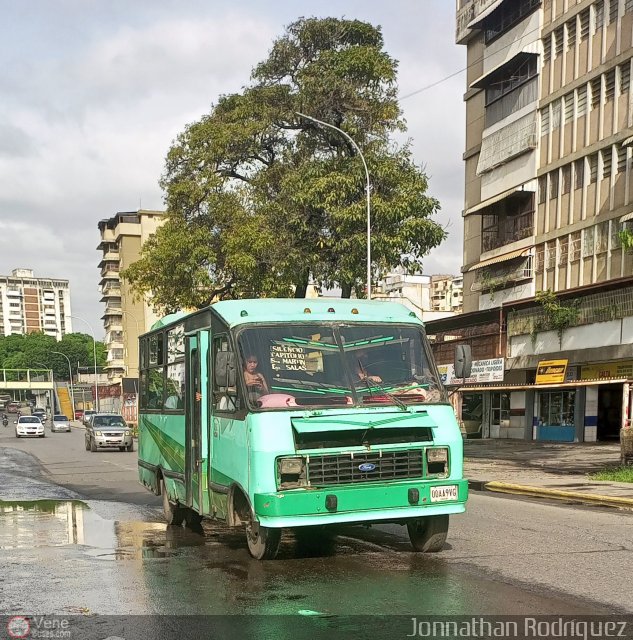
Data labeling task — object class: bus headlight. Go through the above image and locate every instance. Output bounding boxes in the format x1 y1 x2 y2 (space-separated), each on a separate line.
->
426 447 448 476
277 457 307 489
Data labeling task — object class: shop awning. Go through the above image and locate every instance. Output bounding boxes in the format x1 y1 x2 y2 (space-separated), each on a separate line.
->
467 248 530 272
466 0 504 30
464 185 534 215
456 378 630 392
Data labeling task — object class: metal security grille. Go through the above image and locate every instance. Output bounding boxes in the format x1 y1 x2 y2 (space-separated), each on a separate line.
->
307 450 423 487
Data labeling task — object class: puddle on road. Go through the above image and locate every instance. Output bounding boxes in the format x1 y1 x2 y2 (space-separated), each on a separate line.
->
0 499 209 560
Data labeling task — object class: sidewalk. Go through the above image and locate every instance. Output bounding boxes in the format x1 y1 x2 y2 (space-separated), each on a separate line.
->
463 439 633 508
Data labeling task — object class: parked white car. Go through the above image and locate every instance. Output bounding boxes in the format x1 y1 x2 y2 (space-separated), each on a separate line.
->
51 414 71 433
15 416 45 438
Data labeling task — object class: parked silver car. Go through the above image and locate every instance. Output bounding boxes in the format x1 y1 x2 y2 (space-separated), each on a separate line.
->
85 413 134 452
51 414 72 433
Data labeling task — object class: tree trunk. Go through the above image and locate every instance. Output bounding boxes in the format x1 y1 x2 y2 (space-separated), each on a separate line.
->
341 282 352 298
294 269 309 298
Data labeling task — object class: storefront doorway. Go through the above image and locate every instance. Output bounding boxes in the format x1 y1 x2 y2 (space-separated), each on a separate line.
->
597 384 622 441
461 392 484 438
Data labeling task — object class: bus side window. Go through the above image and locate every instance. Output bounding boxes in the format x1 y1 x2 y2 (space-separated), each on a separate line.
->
213 336 239 412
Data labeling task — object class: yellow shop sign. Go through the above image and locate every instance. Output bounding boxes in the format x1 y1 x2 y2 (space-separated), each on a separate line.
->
581 361 633 380
535 359 568 384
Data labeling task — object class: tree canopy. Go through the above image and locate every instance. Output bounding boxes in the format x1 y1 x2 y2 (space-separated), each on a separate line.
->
0 332 106 382
123 17 446 311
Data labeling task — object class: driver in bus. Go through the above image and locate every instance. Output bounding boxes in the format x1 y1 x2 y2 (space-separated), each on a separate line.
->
354 349 383 384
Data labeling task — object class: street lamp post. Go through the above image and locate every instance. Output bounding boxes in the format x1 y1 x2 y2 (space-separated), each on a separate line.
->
69 315 99 412
51 351 75 420
296 112 372 299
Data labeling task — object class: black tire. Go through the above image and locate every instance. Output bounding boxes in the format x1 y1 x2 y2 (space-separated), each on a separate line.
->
85 437 90 451
161 478 185 526
184 508 203 529
39 434 45 438
407 515 449 552
126 442 134 452
118 446 126 452
90 438 97 452
246 517 281 560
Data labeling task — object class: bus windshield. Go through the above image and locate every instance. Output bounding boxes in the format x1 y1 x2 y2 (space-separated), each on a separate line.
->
236 323 445 409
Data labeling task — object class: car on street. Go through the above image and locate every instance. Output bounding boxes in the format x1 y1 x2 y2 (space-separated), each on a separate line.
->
74 409 84 420
32 408 47 423
85 413 134 452
15 415 45 438
82 410 96 426
51 414 72 433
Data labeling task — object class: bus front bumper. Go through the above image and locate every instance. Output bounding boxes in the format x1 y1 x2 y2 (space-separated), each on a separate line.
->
253 478 468 528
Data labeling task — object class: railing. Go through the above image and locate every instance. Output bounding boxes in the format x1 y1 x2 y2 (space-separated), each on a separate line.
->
482 211 534 252
471 257 533 293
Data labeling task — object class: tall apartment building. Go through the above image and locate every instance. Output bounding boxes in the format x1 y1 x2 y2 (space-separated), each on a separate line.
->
0 269 72 339
431 275 464 313
97 210 165 383
427 0 633 442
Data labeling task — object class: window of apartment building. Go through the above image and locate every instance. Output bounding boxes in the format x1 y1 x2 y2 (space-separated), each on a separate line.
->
543 34 552 63
552 100 562 130
485 56 538 105
590 76 602 110
593 1 605 31
596 221 609 253
589 153 599 183
566 20 576 51
608 0 618 24
611 220 622 249
554 26 564 59
601 147 613 181
558 236 569 265
605 69 616 101
549 170 559 199
619 62 631 96
577 85 588 116
564 93 574 124
570 231 582 261
617 146 628 173
580 8 590 41
627 0 633 14
538 175 547 203
480 194 535 252
583 226 595 257
562 164 572 194
535 245 544 273
540 107 550 137
569 231 580 262
484 0 541 43
574 159 585 190
545 243 557 270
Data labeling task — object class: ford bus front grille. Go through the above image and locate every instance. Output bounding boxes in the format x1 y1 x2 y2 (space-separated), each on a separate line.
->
307 450 423 486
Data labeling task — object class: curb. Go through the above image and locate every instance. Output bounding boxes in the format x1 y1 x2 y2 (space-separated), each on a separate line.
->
481 480 633 509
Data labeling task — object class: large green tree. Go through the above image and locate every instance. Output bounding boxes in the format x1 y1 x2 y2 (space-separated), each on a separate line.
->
124 17 446 310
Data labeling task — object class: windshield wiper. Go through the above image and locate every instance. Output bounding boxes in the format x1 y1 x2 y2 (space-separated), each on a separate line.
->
361 378 408 412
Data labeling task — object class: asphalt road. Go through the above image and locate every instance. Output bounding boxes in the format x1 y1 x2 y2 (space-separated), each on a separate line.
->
0 421 631 624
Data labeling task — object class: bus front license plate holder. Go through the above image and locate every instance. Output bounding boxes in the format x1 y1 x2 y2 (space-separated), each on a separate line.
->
430 485 458 502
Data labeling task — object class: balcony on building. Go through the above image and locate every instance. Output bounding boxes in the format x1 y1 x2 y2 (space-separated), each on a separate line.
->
101 305 123 320
456 0 541 44
100 283 122 302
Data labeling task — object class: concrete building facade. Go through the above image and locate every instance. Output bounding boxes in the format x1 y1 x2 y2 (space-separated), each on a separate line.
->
97 210 165 384
0 268 72 339
438 0 633 443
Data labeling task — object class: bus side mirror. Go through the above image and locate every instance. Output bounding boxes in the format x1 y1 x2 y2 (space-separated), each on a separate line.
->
215 352 236 387
454 345 472 379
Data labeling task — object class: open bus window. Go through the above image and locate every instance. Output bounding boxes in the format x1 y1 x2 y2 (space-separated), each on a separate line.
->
212 335 240 413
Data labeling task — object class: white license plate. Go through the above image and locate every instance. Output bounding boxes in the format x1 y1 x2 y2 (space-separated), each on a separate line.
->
430 485 458 502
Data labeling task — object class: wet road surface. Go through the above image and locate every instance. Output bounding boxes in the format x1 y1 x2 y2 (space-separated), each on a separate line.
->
0 425 629 638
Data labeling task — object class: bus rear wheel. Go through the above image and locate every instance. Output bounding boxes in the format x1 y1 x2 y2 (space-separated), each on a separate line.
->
161 478 185 526
246 518 281 560
407 515 449 552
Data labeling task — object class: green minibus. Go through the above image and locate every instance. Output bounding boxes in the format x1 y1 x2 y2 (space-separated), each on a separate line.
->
137 299 469 559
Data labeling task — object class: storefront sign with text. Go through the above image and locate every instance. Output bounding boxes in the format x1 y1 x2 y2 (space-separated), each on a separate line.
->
438 358 504 386
535 359 568 385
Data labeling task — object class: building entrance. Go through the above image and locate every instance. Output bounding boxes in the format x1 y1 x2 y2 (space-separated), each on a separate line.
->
597 384 622 441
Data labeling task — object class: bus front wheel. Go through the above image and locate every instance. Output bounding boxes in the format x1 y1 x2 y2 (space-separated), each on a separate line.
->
407 515 449 552
161 478 185 526
246 518 281 560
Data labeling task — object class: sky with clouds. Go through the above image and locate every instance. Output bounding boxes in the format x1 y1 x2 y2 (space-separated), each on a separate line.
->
0 0 466 337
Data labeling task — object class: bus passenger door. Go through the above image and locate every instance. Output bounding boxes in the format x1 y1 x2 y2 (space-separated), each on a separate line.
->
185 335 205 513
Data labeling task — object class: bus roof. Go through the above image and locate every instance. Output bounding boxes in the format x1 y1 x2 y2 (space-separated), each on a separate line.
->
212 298 422 327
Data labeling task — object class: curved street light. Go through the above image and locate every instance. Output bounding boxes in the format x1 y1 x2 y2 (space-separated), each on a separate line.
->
51 351 75 420
69 315 99 412
296 112 372 299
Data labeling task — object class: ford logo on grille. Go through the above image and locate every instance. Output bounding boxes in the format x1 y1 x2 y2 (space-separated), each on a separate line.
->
358 463 376 472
